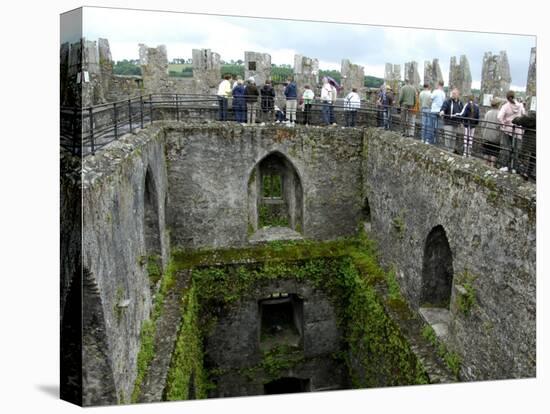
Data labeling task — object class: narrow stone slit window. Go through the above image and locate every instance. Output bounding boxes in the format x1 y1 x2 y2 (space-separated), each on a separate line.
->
264 377 310 394
259 293 303 350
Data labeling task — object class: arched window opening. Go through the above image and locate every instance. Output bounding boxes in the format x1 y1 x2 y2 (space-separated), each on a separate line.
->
420 225 454 308
248 152 304 241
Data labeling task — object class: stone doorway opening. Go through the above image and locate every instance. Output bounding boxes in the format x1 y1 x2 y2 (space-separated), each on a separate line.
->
419 225 454 340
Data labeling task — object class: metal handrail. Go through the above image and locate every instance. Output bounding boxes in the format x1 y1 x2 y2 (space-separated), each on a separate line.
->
60 93 536 181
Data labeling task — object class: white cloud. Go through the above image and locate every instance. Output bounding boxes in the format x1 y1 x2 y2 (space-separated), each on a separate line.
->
80 7 535 85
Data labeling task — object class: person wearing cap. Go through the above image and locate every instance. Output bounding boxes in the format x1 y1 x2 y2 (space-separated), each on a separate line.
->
244 77 259 124
284 77 298 126
217 74 232 121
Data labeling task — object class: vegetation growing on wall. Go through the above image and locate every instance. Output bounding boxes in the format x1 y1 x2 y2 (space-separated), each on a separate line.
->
422 325 462 379
169 233 430 394
164 283 209 400
455 270 477 316
131 259 176 403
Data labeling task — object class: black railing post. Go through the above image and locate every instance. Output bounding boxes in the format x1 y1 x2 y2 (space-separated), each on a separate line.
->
140 95 144 129
175 93 180 122
149 94 153 124
511 125 518 172
113 102 118 140
128 99 133 133
89 107 95 155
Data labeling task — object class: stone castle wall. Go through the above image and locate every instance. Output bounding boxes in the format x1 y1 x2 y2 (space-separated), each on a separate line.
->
81 125 171 404
77 108 535 404
363 128 535 380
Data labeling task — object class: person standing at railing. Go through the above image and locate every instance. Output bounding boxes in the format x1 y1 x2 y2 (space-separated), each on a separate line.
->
480 99 502 167
376 84 385 128
302 85 315 126
260 80 276 123
439 88 463 153
378 85 394 130
344 88 361 127
497 90 526 172
217 74 232 121
330 82 338 125
245 77 260 124
232 78 247 124
284 77 298 127
399 78 417 137
455 95 480 158
419 83 432 143
321 77 333 126
512 111 536 180
428 81 446 144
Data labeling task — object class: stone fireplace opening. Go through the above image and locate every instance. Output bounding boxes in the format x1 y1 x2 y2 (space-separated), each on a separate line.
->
259 293 303 350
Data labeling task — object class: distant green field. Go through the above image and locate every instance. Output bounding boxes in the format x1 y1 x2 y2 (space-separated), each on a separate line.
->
168 64 192 72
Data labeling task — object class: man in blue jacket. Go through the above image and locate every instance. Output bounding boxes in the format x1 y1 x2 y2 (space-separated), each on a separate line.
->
284 77 298 126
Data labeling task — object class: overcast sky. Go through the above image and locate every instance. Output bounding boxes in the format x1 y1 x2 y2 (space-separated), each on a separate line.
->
71 7 536 90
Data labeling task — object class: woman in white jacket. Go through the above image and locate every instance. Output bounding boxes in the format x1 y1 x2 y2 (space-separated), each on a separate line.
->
344 88 361 127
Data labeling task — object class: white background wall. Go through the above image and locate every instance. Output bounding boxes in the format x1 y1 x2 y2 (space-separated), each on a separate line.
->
0 0 547 413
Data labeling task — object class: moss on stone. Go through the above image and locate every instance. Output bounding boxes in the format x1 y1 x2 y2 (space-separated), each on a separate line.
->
167 233 429 394
131 258 177 402
164 283 209 400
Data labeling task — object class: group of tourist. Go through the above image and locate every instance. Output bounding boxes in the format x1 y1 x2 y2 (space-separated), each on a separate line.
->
217 75 362 127
377 79 535 179
217 75 535 179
